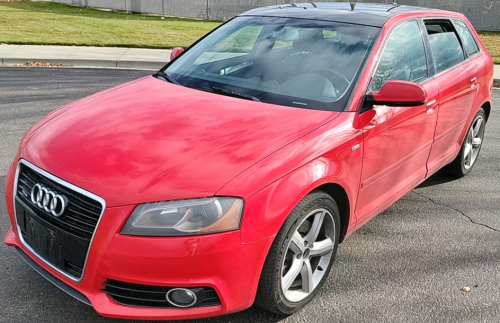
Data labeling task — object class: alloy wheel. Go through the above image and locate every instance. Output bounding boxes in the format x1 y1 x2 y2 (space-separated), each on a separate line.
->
463 115 485 170
280 208 335 302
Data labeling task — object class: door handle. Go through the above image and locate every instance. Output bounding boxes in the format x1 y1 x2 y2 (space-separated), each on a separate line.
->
471 77 478 88
426 100 437 115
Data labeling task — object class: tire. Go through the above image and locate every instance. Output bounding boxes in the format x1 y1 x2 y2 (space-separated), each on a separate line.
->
255 191 340 315
442 108 486 178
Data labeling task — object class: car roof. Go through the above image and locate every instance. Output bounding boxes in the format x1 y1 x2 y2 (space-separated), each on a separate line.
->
240 2 442 27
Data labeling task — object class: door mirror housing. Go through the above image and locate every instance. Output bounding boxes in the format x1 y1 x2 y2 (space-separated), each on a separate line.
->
371 80 427 107
170 47 185 61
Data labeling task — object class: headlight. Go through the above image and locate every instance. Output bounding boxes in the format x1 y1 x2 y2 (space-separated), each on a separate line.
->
121 197 244 236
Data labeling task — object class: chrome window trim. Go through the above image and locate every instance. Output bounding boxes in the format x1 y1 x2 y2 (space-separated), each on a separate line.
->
13 159 106 283
429 53 477 80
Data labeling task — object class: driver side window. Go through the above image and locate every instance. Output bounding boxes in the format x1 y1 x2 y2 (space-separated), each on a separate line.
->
372 20 428 91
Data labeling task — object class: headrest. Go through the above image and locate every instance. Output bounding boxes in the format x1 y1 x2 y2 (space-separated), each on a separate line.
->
293 29 324 52
273 27 299 42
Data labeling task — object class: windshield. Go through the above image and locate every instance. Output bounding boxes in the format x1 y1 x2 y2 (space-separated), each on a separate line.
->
163 16 380 111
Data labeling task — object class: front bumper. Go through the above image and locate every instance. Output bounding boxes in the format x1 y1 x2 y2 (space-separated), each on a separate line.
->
4 162 274 320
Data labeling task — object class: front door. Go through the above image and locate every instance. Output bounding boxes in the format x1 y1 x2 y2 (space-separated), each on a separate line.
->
355 20 438 226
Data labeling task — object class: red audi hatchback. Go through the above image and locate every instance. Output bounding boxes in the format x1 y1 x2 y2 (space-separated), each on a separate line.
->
4 2 494 320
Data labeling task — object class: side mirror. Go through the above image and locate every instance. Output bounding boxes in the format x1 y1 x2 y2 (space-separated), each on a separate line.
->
170 47 185 61
371 80 427 107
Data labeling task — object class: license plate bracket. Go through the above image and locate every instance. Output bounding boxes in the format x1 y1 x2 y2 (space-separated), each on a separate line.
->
24 211 64 269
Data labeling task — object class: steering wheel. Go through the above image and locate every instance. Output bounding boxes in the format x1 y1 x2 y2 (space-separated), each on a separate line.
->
309 68 351 93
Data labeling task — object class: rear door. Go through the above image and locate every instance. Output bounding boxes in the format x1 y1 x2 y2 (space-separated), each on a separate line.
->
424 19 479 172
355 20 439 226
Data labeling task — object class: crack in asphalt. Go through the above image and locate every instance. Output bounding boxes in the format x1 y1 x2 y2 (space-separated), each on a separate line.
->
412 191 500 233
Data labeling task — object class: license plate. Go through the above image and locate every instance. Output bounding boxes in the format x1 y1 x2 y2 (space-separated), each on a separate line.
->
24 212 64 268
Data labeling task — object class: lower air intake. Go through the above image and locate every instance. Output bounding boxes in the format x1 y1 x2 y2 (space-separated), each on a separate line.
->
101 279 221 308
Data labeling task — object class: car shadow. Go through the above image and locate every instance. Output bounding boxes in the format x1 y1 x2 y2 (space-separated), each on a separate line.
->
416 171 457 188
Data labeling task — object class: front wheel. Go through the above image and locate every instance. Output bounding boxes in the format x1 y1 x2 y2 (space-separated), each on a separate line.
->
255 191 340 315
442 108 486 178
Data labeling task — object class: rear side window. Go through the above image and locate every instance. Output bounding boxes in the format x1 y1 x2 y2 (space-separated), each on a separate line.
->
372 20 428 91
453 19 480 56
425 20 465 73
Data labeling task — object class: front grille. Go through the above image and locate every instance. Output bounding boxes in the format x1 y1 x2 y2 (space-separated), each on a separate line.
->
65 261 84 278
15 161 105 280
16 164 102 240
101 279 221 308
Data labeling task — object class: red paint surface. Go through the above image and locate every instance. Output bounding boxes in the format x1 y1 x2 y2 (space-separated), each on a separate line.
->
21 77 335 207
372 80 427 105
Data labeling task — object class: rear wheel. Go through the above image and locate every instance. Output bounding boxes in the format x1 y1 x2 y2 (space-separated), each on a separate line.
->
256 191 340 315
442 108 486 178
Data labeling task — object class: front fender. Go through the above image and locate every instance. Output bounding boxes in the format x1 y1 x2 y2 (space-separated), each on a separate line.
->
219 112 365 243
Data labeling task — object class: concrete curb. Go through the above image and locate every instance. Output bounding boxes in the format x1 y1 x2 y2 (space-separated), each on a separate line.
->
0 45 171 70
1 58 167 70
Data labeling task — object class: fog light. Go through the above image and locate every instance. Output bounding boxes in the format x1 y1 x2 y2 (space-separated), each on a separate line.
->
166 288 198 307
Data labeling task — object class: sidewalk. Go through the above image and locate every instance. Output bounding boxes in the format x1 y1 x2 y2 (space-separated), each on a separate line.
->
0 44 499 79
0 45 171 70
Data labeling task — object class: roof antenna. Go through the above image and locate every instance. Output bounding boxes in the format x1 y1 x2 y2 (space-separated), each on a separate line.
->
310 2 318 8
350 2 356 11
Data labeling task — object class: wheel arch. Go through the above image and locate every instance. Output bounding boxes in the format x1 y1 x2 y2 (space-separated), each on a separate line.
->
240 168 358 244
482 101 491 122
313 183 350 243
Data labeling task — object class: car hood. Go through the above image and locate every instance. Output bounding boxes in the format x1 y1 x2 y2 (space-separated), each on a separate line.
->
21 76 338 207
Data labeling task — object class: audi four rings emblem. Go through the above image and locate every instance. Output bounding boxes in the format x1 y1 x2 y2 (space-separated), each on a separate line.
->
30 184 68 217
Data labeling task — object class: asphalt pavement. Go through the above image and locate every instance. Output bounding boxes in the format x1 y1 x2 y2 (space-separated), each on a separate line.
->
0 67 500 323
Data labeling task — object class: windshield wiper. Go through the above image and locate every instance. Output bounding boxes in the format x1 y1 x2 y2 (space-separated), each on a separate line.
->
212 87 261 102
154 70 179 85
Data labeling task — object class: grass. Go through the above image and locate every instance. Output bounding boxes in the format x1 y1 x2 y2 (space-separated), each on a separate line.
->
0 2 221 49
478 32 500 64
0 2 499 63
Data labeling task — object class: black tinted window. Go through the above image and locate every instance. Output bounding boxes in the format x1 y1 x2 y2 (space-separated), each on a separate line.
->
425 20 465 73
453 19 480 56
